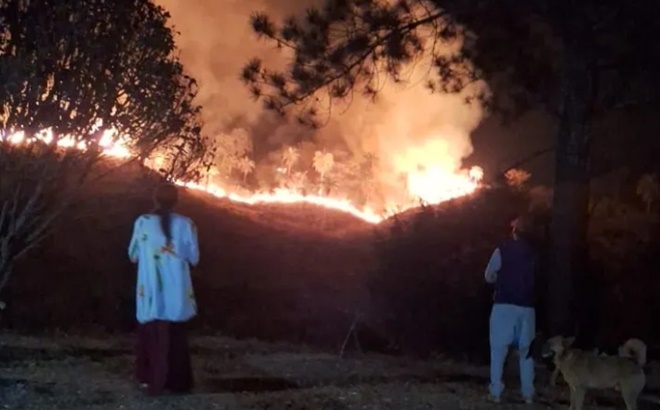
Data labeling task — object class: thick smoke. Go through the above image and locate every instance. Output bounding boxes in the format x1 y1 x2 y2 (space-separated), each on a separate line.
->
155 0 311 137
156 0 485 208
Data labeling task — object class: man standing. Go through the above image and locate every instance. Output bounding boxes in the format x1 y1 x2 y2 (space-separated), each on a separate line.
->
485 216 538 404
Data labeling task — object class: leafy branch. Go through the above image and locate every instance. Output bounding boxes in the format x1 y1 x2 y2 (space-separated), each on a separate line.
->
242 1 476 127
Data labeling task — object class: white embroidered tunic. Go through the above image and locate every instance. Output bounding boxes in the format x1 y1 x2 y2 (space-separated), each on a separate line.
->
128 213 199 323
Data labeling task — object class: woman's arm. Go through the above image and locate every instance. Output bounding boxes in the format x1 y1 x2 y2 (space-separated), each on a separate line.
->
128 216 143 263
184 218 200 266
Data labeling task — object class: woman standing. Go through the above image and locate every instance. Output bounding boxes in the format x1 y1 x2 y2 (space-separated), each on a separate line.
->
128 182 200 396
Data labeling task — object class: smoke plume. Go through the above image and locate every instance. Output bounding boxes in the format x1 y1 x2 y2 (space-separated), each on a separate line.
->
156 0 485 208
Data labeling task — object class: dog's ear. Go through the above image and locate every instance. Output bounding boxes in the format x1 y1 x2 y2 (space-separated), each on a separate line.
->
563 337 576 347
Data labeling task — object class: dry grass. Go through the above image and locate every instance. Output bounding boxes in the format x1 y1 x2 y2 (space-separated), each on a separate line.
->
1 333 658 410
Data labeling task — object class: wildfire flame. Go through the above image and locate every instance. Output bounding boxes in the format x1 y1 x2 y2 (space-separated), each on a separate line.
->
1 129 483 224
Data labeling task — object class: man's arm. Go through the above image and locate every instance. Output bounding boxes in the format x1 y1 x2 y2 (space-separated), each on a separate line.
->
484 248 501 284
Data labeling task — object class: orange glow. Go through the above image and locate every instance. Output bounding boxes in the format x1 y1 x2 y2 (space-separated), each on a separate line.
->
2 129 483 224
407 166 480 205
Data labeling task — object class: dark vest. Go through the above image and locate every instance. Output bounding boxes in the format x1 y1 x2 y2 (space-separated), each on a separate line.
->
494 238 537 308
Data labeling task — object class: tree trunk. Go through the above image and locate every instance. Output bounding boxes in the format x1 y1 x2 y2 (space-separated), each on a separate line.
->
546 40 595 337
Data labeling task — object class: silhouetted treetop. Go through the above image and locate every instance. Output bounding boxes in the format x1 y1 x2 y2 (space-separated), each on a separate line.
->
0 0 213 295
243 0 660 126
0 0 207 174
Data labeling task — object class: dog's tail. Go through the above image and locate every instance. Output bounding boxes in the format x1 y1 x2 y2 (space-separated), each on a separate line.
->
618 338 647 366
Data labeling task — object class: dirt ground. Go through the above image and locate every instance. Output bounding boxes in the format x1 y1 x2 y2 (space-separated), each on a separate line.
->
0 333 658 410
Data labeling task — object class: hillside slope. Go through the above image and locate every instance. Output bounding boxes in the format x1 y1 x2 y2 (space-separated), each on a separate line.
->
4 163 375 346
3 160 658 359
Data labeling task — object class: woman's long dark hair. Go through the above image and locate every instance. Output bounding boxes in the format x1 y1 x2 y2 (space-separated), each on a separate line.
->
153 182 179 245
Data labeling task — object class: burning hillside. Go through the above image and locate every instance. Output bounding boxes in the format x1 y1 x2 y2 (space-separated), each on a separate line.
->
2 0 489 224
6 159 376 335
3 128 484 224
2 160 511 352
150 0 488 221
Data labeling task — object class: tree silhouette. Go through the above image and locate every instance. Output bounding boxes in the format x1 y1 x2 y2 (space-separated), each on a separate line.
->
0 0 210 296
236 156 256 182
214 128 252 179
636 174 659 215
288 171 308 192
357 153 380 205
243 0 660 335
204 164 220 188
313 150 334 182
281 146 300 175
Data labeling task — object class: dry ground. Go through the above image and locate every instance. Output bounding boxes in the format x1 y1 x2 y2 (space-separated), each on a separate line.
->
1 333 658 410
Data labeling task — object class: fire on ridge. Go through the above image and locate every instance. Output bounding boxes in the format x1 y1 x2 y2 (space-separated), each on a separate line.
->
2 129 484 224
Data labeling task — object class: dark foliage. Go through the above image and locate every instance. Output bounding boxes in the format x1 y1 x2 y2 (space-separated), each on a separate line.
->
0 0 206 160
243 0 660 336
0 0 213 297
367 185 660 358
243 0 660 125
